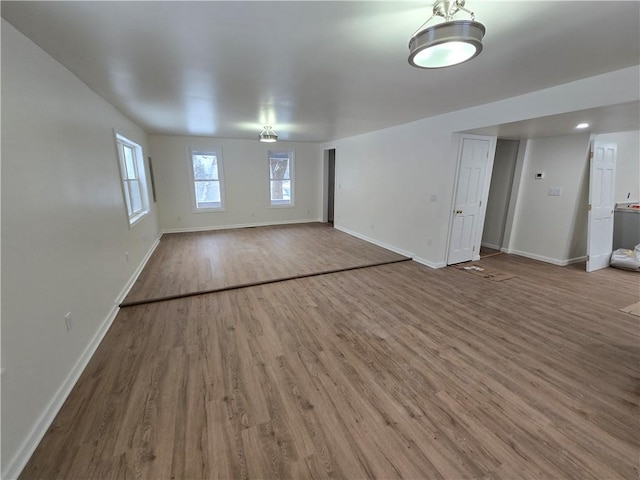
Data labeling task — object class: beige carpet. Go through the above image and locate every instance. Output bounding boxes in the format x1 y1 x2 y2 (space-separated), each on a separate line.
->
619 302 640 317
455 263 516 282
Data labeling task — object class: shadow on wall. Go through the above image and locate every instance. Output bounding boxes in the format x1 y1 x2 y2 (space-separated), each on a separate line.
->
567 147 591 260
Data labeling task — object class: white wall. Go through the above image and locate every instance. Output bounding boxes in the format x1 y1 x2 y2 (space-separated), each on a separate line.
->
325 66 640 267
1 20 160 479
507 134 591 264
328 124 448 261
595 131 640 203
149 135 323 232
482 140 519 250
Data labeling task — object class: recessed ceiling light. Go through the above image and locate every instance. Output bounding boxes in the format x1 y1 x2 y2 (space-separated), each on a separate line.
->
575 123 589 129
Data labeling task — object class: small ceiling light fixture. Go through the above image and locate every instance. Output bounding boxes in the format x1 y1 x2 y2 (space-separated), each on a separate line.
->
575 123 590 129
408 0 485 69
259 125 278 142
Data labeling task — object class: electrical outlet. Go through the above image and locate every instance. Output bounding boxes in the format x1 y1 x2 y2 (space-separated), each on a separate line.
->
64 312 73 332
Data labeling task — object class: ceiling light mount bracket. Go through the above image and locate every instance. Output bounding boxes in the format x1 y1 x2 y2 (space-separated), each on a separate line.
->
259 125 278 143
409 0 485 69
434 0 474 22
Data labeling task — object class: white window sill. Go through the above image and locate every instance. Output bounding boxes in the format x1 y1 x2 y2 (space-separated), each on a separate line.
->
129 210 149 228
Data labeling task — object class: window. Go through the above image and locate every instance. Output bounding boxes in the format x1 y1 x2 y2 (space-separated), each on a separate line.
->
269 150 294 206
115 133 149 226
189 149 224 211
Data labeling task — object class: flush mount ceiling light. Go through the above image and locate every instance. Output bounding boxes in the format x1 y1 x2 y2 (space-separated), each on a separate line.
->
575 123 590 129
259 125 278 142
408 0 485 69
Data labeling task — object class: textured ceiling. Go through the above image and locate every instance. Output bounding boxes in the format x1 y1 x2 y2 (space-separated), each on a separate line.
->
2 1 639 142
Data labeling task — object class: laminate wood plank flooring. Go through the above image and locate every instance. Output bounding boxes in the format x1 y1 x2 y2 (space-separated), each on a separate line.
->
20 248 640 479
122 223 408 305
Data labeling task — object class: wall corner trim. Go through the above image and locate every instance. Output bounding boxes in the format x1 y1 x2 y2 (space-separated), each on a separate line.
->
333 225 415 258
2 238 161 480
412 257 447 269
507 249 586 267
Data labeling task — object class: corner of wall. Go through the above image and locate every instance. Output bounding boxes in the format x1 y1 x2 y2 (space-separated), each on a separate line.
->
412 257 447 269
565 137 592 260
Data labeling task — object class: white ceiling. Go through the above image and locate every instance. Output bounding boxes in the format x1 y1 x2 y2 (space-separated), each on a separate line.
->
2 1 639 142
465 101 640 139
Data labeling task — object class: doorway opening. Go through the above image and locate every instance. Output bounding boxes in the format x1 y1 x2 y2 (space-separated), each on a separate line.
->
324 148 335 225
480 139 520 258
479 246 502 259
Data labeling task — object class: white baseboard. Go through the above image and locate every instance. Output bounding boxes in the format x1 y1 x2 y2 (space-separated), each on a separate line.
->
481 242 501 251
566 256 587 265
412 256 446 269
2 238 161 480
163 218 322 234
506 249 586 267
116 236 161 303
333 225 415 259
2 306 121 480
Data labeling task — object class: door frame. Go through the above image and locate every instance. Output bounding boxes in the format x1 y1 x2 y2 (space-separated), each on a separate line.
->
445 133 498 264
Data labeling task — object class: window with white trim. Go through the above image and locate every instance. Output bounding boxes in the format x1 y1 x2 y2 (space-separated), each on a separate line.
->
189 149 225 211
115 133 149 226
269 150 294 206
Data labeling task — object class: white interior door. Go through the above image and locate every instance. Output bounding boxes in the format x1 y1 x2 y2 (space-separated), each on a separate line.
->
587 141 617 272
447 136 494 265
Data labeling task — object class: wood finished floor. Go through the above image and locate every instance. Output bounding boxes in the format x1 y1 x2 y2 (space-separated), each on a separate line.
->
122 223 408 306
20 228 640 479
